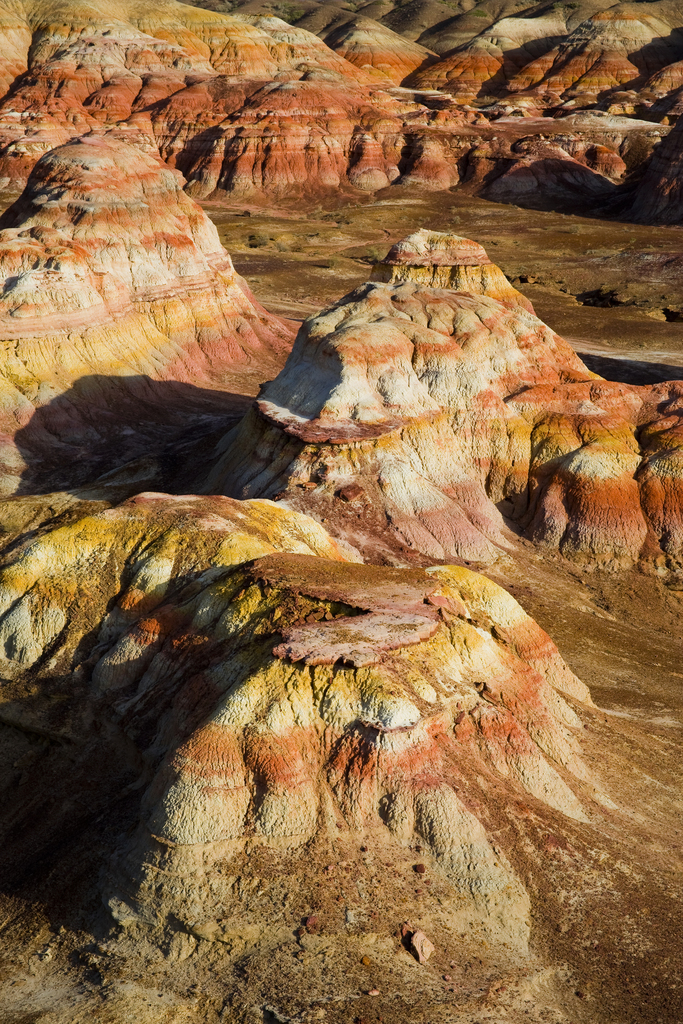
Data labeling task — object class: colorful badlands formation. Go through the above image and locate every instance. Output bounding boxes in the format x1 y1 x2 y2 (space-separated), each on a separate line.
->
0 2 681 1021
191 0 683 124
0 0 678 211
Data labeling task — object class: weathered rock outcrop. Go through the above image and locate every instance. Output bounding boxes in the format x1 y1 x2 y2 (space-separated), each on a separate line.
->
0 134 293 494
407 3 683 118
0 490 596 941
631 114 683 222
205 230 683 569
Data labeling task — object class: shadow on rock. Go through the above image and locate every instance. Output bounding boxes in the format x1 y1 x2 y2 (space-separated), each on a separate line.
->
12 373 255 497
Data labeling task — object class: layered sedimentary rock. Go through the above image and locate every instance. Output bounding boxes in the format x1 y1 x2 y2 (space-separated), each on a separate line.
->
316 15 437 85
371 228 534 308
458 111 672 206
477 133 621 203
0 490 596 940
407 2 683 119
405 9 572 104
505 8 682 108
0 0 677 213
410 0 604 57
0 134 293 494
457 111 670 206
206 230 683 569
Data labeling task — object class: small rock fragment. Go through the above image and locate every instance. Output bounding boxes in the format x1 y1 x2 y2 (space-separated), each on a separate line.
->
414 863 426 874
368 989 380 996
410 929 435 964
338 483 364 503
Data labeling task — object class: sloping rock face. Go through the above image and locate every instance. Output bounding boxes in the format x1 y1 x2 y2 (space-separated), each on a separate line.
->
409 0 603 57
631 115 683 222
206 230 683 570
0 490 596 943
0 134 294 495
404 2 683 118
0 0 678 216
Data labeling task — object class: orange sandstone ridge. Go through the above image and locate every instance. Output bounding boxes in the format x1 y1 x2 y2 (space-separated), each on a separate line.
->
206 229 683 570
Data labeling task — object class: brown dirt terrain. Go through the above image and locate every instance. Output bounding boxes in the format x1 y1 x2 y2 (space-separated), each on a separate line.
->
211 189 683 378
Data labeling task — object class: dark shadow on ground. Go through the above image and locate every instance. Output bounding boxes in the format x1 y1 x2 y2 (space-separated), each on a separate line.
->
579 351 683 385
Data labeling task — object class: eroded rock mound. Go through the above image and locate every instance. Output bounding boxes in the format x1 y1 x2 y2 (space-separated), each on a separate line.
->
205 230 683 570
0 490 596 944
0 134 294 494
